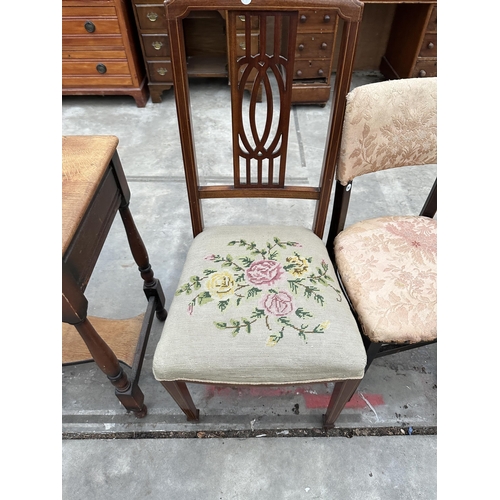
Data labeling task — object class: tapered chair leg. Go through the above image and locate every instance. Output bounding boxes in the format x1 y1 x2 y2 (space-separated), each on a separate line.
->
323 379 361 429
161 381 200 421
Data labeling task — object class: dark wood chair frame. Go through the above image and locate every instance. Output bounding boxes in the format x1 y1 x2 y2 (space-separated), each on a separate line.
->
62 149 168 418
159 0 365 428
326 176 437 372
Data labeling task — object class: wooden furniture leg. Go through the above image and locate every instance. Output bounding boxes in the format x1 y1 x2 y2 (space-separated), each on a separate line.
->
73 317 147 417
161 381 200 421
118 205 167 321
323 379 360 429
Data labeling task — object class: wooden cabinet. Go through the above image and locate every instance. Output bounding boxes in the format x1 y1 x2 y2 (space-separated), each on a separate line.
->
62 0 149 107
380 2 437 80
291 9 339 105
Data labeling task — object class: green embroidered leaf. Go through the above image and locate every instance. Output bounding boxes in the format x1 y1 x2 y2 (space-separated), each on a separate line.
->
240 256 254 268
295 308 313 319
268 288 278 294
322 261 329 272
277 317 292 326
215 322 227 329
247 287 262 298
288 280 300 294
197 292 213 306
269 250 279 260
204 269 217 276
235 273 245 283
314 294 325 306
251 308 266 319
218 300 230 312
228 241 237 246
242 319 252 333
318 277 328 286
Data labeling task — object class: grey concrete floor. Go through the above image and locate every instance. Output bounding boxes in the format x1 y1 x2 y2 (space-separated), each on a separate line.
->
62 71 437 499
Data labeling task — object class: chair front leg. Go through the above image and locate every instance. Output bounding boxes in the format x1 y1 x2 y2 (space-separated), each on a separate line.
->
323 379 361 429
161 381 200 421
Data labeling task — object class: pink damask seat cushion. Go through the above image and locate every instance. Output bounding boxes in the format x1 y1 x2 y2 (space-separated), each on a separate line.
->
334 216 437 344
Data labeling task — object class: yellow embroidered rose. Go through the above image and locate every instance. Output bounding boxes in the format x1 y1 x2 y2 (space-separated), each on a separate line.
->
206 271 235 299
286 255 309 277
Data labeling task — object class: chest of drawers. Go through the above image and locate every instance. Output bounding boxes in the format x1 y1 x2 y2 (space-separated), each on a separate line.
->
62 0 148 107
380 2 437 80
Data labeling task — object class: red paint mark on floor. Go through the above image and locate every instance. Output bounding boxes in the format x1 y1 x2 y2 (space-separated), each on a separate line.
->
205 385 384 410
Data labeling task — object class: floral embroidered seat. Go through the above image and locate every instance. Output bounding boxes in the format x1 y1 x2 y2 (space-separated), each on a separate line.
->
326 77 437 370
151 0 367 428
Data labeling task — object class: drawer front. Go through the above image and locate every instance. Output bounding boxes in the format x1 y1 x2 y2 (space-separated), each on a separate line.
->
418 33 437 58
63 19 121 36
427 6 437 32
62 35 123 48
295 33 333 59
63 49 127 60
135 5 168 30
62 6 116 17
294 60 329 80
63 60 131 76
63 75 134 87
142 34 171 57
298 10 337 32
147 61 173 82
412 59 437 78
235 32 259 57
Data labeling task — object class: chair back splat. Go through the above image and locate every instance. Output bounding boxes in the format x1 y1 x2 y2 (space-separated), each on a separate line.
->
165 0 364 238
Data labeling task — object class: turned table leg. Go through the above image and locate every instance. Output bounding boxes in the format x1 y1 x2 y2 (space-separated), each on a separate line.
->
73 317 147 417
118 205 168 321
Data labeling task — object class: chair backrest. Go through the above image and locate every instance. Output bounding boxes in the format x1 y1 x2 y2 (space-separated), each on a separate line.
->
165 0 364 238
327 77 437 246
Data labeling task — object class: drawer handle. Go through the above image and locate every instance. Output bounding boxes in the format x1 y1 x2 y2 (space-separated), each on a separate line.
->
152 41 163 50
239 42 246 50
238 15 245 22
300 15 307 23
427 42 435 49
318 69 324 76
321 42 328 50
296 70 303 77
298 44 305 51
147 12 158 22
84 21 95 33
96 64 107 74
324 15 331 22
157 67 168 76
418 69 427 77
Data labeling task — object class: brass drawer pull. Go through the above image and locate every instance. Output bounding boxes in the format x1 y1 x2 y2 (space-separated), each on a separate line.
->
157 67 168 76
318 69 324 76
298 44 305 51
418 69 427 77
84 21 95 33
296 70 303 77
324 15 331 22
239 42 246 50
427 42 435 49
152 41 163 50
300 15 307 23
321 42 328 50
238 15 245 22
96 64 107 74
147 12 158 22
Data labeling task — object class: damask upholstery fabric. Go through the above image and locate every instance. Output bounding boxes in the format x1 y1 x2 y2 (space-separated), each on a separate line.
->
153 225 367 384
336 78 437 185
334 216 437 344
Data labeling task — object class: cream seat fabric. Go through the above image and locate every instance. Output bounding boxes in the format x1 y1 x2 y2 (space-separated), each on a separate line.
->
153 225 366 384
334 216 437 344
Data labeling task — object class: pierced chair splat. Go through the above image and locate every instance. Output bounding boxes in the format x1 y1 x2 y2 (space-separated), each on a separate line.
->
153 0 366 429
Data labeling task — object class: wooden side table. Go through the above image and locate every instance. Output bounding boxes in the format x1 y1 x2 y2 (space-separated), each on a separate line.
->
62 135 167 417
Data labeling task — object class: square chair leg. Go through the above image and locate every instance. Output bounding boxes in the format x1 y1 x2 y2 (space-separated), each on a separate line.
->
161 381 200 421
323 379 361 429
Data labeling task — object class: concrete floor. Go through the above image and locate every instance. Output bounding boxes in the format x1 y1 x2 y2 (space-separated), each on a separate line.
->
62 72 437 499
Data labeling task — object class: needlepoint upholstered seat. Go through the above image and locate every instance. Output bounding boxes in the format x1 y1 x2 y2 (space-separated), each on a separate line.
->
152 0 367 428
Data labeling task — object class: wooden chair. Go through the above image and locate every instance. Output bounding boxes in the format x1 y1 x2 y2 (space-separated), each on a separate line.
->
152 0 366 428
326 77 437 372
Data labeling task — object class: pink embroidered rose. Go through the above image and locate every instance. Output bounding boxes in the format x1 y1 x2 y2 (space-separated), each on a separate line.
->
246 260 284 286
262 291 295 317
